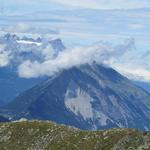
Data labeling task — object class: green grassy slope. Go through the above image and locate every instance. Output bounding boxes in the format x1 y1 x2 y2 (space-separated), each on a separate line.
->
0 121 150 150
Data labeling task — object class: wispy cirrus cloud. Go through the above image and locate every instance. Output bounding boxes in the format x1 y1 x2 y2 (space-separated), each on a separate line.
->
53 0 150 9
128 24 145 30
1 0 150 16
0 23 59 35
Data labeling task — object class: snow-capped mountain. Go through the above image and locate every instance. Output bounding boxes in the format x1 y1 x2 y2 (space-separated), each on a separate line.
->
0 34 65 104
3 63 150 130
0 33 65 64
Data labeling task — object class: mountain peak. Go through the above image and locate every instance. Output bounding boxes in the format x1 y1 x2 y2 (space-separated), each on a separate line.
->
2 33 19 42
4 63 150 130
49 38 65 52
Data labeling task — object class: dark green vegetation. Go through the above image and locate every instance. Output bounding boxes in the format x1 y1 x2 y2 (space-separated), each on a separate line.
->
0 121 150 150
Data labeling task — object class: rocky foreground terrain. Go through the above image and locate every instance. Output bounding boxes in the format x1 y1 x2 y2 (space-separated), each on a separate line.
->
0 121 150 150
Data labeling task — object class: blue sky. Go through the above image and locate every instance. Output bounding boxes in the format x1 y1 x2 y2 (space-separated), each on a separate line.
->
1 0 150 12
0 0 150 82
0 0 150 46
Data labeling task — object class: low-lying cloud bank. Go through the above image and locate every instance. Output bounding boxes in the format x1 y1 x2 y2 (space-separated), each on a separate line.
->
18 37 150 82
18 44 111 78
18 39 135 78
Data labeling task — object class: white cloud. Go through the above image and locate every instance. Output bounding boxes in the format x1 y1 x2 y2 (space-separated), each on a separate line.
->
0 44 11 67
18 44 111 78
113 64 150 82
128 24 145 30
0 52 10 67
1 23 30 33
105 44 150 82
53 0 150 9
0 23 59 35
2 0 150 13
18 39 134 78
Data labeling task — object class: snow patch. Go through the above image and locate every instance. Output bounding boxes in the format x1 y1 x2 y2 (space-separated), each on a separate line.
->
17 40 42 46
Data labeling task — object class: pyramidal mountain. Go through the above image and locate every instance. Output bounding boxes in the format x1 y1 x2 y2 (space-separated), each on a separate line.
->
2 63 150 131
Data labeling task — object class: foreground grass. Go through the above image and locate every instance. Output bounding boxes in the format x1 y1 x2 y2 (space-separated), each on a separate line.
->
0 121 150 150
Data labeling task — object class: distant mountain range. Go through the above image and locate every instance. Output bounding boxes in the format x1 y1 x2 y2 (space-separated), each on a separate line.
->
0 34 65 105
1 63 150 131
